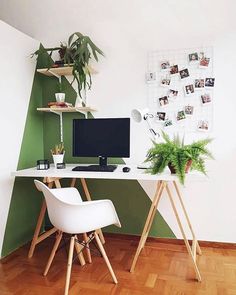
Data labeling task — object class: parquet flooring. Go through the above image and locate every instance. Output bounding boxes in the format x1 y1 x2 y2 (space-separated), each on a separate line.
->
1 234 236 295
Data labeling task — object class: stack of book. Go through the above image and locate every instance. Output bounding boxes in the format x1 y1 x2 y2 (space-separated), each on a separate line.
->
48 102 73 108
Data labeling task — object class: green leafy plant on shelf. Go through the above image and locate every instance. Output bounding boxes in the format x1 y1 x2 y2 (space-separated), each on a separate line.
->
145 131 213 184
50 143 65 155
32 32 104 98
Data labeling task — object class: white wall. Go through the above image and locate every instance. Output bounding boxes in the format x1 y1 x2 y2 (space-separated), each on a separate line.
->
0 0 236 242
0 21 39 254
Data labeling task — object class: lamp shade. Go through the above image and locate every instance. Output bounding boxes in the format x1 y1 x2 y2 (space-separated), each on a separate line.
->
131 108 149 123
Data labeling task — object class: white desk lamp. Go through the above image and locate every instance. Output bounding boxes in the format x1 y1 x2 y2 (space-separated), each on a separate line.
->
131 108 160 168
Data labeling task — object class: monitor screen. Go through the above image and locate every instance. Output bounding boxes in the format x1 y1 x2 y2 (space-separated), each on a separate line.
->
73 118 130 158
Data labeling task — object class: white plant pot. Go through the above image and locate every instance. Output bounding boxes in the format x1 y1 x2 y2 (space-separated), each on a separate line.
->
55 93 65 103
52 153 64 168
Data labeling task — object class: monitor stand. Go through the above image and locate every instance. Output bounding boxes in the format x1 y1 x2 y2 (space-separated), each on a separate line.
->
72 157 117 172
98 156 117 171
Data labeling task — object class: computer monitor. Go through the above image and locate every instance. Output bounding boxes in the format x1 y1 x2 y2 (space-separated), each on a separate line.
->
73 118 130 167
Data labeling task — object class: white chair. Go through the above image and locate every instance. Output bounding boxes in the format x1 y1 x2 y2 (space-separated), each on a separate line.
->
34 180 121 295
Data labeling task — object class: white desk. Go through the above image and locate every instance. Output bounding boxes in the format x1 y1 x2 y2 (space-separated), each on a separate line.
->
12 164 203 281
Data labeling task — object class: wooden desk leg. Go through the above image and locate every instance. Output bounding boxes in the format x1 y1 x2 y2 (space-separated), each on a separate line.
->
80 178 105 244
165 183 201 282
173 181 202 255
130 181 165 272
28 181 55 258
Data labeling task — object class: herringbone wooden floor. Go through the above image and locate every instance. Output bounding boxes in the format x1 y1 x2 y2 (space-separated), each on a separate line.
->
1 234 236 295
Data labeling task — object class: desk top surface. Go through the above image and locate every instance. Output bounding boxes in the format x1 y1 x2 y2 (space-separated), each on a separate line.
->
11 164 204 182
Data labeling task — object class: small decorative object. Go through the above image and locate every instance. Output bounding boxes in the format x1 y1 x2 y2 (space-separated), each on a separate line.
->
168 89 178 99
37 160 50 170
51 143 65 168
170 65 179 75
194 79 205 90
184 84 195 96
189 52 199 63
201 93 211 105
145 131 213 184
179 68 189 79
146 72 157 83
198 120 209 131
185 105 194 115
199 52 210 68
164 119 173 127
55 81 65 102
56 162 66 169
55 93 65 102
160 60 170 70
156 112 166 121
160 76 171 87
205 78 215 88
177 110 186 121
159 96 169 107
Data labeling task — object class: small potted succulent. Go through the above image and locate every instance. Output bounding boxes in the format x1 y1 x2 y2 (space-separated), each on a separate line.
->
145 131 213 184
51 143 65 168
55 81 65 103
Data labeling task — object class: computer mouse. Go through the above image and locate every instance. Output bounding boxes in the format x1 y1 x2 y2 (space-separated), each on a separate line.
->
123 167 131 173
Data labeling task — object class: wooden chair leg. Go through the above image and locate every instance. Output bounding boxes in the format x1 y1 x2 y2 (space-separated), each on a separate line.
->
83 233 92 263
43 231 63 276
74 235 86 266
64 236 75 295
94 232 118 284
81 178 106 244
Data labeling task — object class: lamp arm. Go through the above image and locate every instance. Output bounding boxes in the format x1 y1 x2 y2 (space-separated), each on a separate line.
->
144 116 160 141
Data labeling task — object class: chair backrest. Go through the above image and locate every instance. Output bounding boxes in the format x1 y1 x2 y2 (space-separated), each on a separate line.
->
34 180 121 234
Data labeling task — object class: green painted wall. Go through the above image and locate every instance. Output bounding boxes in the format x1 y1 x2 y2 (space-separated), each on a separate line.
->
1 67 44 257
2 48 175 257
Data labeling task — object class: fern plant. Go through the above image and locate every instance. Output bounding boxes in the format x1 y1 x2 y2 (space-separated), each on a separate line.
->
145 132 213 184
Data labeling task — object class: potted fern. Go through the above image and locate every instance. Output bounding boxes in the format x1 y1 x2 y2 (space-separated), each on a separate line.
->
145 132 213 184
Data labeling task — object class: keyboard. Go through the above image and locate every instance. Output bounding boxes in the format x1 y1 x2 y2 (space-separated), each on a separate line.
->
72 165 117 172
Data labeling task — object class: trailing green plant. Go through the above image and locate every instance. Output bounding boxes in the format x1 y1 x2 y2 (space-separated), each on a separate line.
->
32 32 104 98
145 131 213 184
51 143 64 155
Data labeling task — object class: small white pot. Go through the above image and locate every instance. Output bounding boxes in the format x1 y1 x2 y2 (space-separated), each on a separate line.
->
55 93 65 103
52 153 64 168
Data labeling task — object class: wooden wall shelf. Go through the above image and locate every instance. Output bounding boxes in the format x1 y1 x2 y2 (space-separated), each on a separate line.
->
37 107 97 113
37 66 97 77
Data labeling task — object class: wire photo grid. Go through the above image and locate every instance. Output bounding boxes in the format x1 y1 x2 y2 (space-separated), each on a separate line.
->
146 46 214 133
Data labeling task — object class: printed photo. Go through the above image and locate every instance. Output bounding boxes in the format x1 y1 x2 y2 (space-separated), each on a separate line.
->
184 84 195 96
146 72 157 82
164 119 173 127
189 52 199 63
177 110 186 121
160 76 171 87
170 65 179 75
168 89 178 98
160 60 170 70
185 105 194 115
159 96 169 107
199 52 210 68
198 120 209 131
195 79 205 89
179 68 189 79
156 112 166 121
205 78 215 87
201 93 211 105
